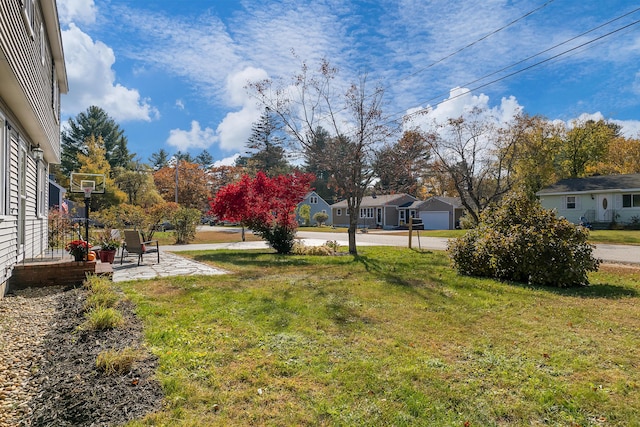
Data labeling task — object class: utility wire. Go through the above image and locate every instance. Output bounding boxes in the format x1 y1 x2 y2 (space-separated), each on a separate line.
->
398 16 640 124
400 6 640 119
396 0 556 85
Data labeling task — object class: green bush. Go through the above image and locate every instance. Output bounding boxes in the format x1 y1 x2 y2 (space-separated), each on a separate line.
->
172 207 200 244
313 211 329 226
448 192 600 287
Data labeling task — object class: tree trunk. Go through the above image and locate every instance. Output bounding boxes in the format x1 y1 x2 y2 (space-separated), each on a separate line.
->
348 216 358 255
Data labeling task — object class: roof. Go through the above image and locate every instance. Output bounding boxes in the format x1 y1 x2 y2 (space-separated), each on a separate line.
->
331 193 416 208
427 196 464 208
536 174 640 195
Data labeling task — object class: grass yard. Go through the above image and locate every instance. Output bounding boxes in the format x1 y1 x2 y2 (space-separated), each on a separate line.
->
152 229 263 246
120 247 640 426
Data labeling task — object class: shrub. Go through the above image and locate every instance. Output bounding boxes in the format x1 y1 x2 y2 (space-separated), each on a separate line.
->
84 275 121 309
313 211 329 226
172 207 200 244
96 347 139 375
292 241 335 256
448 192 600 287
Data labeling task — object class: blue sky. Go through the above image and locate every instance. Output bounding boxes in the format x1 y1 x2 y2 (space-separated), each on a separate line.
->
56 0 640 166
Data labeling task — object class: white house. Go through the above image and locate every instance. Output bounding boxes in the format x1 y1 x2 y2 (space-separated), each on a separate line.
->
537 174 640 226
0 0 68 295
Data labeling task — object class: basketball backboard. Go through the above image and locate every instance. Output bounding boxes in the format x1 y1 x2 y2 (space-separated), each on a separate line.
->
70 173 105 194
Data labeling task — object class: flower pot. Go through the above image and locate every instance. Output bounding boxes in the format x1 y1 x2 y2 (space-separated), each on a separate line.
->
99 249 117 264
74 253 84 262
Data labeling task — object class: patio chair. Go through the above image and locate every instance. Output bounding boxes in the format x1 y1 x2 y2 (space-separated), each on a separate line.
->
120 230 160 266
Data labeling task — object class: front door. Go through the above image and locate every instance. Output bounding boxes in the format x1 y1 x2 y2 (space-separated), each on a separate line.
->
376 208 382 226
597 194 611 222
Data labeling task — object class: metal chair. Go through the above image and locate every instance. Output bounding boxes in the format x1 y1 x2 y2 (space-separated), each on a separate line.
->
120 230 160 265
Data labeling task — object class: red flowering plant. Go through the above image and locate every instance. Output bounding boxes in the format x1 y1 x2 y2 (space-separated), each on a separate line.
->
209 171 314 254
65 239 91 259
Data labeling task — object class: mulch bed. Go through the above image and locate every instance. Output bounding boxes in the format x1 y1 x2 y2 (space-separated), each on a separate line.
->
26 288 164 427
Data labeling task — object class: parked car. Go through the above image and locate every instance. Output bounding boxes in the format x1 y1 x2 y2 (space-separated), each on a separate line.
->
153 221 175 232
70 217 105 228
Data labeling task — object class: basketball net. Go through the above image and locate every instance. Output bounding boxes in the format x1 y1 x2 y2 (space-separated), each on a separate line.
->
83 187 93 199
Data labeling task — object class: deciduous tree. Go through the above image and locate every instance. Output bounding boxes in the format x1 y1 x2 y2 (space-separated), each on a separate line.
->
423 108 520 224
209 172 314 254
153 160 209 210
251 60 391 254
373 130 430 196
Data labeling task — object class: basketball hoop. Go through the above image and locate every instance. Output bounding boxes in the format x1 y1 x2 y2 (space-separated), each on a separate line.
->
83 187 93 199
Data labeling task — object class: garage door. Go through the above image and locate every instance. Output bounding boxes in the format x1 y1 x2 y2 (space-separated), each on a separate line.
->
419 212 449 230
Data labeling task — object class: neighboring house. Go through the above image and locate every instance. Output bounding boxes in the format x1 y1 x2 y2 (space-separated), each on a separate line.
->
536 174 640 225
414 196 465 230
0 0 68 295
296 191 332 226
48 175 66 210
331 194 417 229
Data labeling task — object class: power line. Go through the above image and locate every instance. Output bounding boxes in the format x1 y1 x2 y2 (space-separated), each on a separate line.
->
398 15 640 124
401 6 640 119
396 0 556 85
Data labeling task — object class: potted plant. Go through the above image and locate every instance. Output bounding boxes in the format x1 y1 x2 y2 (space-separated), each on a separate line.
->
65 239 91 262
96 229 121 264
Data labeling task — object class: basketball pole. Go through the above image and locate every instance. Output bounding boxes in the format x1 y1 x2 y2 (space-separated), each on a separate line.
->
84 187 92 260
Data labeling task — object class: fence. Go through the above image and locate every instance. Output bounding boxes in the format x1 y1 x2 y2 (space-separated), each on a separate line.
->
21 215 99 264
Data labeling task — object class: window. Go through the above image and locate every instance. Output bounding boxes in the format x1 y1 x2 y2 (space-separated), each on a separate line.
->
566 196 576 209
622 194 640 208
360 208 374 218
336 208 342 216
21 0 35 37
400 210 406 222
52 66 59 120
310 196 318 204
0 116 5 215
40 23 45 65
37 162 47 217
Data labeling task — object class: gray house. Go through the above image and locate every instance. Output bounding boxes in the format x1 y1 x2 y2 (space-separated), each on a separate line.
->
0 0 68 295
537 174 640 225
296 191 332 226
416 196 465 230
331 194 417 229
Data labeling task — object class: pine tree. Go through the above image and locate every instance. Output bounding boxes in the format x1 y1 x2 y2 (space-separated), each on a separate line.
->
60 106 133 175
245 108 291 176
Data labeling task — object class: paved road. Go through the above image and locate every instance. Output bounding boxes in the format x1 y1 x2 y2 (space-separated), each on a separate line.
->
173 228 640 265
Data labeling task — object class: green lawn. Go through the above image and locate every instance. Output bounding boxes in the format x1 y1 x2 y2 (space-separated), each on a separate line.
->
120 247 640 426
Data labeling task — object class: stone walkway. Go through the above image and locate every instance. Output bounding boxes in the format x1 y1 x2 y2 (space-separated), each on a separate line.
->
112 250 227 282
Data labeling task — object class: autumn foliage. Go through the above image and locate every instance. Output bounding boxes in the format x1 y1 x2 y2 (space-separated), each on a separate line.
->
209 172 314 253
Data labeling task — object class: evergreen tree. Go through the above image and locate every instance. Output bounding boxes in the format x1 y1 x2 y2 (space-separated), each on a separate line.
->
149 149 170 170
304 126 336 203
196 149 214 166
60 106 133 175
245 108 291 176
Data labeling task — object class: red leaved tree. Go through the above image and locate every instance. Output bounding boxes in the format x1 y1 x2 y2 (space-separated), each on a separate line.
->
209 171 314 254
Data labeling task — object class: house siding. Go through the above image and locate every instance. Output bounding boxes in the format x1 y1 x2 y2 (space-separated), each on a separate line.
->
0 0 64 162
0 0 66 297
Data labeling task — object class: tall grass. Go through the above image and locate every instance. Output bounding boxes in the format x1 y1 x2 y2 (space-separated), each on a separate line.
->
121 247 640 426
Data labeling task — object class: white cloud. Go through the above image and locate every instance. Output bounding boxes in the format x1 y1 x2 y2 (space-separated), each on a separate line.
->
567 112 640 138
167 120 217 151
406 87 523 130
214 153 241 167
216 105 262 151
57 0 96 26
61 24 158 122
175 99 185 110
